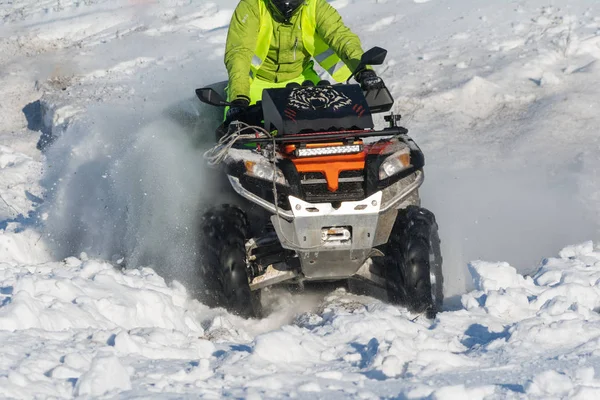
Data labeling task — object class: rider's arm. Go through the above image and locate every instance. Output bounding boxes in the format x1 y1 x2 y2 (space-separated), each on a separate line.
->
314 0 365 73
224 0 260 102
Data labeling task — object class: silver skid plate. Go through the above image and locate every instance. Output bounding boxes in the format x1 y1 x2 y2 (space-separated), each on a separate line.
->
271 192 397 279
277 191 383 251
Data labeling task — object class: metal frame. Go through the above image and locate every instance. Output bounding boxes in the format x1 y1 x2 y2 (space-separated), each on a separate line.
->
228 176 294 220
227 169 424 221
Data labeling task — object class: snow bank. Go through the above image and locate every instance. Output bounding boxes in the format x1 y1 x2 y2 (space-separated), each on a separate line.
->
3 243 600 398
0 256 219 398
0 257 206 333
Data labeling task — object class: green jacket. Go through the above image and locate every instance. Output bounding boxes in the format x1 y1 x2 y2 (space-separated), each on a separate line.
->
225 0 365 101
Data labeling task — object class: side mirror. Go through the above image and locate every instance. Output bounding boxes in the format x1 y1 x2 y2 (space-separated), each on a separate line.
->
361 47 387 67
195 88 231 107
350 46 388 82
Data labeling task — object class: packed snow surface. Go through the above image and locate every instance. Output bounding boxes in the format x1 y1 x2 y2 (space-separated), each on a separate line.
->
1 0 600 398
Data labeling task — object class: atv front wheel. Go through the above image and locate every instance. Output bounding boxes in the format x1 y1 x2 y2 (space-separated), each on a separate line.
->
197 204 261 318
384 206 443 318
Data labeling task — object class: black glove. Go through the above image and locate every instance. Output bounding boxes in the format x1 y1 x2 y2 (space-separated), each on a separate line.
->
226 96 250 122
357 70 385 90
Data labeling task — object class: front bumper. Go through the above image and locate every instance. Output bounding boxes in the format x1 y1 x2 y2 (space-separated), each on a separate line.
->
270 191 397 279
227 169 423 221
228 171 424 280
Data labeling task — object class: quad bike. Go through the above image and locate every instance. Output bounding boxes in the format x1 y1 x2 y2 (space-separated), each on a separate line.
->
195 47 443 319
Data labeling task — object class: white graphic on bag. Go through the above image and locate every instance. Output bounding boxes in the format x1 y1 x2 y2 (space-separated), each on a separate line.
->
287 87 352 111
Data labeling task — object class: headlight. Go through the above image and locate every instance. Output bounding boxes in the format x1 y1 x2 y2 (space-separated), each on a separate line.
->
379 149 411 180
245 161 287 185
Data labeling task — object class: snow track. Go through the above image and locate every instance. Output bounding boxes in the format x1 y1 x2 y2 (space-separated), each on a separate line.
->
1 0 600 398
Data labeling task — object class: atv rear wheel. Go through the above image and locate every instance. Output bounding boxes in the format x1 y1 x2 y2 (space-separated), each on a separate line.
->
197 204 261 318
384 206 443 318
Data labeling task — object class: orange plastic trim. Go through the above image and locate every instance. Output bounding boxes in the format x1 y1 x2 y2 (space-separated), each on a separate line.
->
292 152 365 192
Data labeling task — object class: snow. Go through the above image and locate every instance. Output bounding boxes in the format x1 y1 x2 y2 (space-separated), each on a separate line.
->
74 353 132 397
1 0 600 398
6 248 600 397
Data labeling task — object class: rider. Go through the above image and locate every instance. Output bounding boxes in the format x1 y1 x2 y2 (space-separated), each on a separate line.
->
224 0 384 124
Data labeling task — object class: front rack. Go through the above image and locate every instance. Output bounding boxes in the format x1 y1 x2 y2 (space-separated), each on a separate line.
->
233 126 408 145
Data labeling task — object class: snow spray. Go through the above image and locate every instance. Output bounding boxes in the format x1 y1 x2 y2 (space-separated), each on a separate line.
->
40 90 225 285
